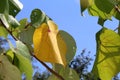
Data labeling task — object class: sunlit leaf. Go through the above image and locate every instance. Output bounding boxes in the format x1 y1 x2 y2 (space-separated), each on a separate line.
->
0 14 20 28
92 28 120 80
0 55 21 80
19 18 28 30
88 0 112 19
8 40 33 80
8 15 20 28
8 40 31 60
33 20 67 66
6 49 14 63
14 53 33 80
0 14 9 28
0 26 8 38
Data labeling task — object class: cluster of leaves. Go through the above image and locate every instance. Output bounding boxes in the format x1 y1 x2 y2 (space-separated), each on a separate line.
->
81 0 120 80
32 49 93 80
1 0 120 80
0 0 80 80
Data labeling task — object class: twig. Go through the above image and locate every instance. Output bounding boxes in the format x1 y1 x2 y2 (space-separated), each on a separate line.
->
0 19 18 41
25 23 32 29
115 5 120 13
33 55 64 80
0 19 64 80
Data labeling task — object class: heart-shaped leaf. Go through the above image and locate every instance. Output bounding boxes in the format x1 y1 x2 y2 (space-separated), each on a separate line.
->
92 28 120 80
33 20 67 67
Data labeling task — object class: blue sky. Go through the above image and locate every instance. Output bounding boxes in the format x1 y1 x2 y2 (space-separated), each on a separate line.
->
16 0 119 72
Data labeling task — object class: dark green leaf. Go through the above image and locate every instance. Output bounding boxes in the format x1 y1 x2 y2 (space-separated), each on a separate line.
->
98 18 106 26
80 0 89 15
88 1 112 19
30 9 51 28
94 0 114 13
9 0 23 17
0 0 9 14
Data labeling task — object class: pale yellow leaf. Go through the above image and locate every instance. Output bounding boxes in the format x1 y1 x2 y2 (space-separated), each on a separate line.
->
33 20 67 67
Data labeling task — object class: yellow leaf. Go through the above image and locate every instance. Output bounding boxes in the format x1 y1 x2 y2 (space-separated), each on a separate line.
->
33 20 67 67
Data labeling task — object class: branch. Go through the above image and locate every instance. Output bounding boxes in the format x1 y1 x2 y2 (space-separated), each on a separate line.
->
115 5 120 13
0 19 18 41
0 19 64 80
33 55 64 80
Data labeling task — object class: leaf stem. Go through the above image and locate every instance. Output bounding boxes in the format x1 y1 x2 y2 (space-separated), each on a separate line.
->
0 19 64 80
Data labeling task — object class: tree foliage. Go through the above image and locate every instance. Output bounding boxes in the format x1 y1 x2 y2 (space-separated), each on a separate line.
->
0 0 120 80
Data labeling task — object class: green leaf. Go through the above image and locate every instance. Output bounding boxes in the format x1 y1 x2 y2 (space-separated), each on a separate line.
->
59 66 79 80
0 14 20 28
110 5 120 20
48 66 79 80
0 26 8 38
0 0 23 16
0 0 9 15
80 0 89 15
19 26 35 45
16 40 31 60
48 75 58 80
0 55 21 80
30 9 51 28
14 53 33 80
6 49 14 63
19 18 28 30
11 18 28 38
9 0 23 17
88 0 112 19
58 30 77 64
98 18 106 26
94 0 114 14
92 28 120 80
0 14 9 28
8 15 20 28
8 40 31 60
